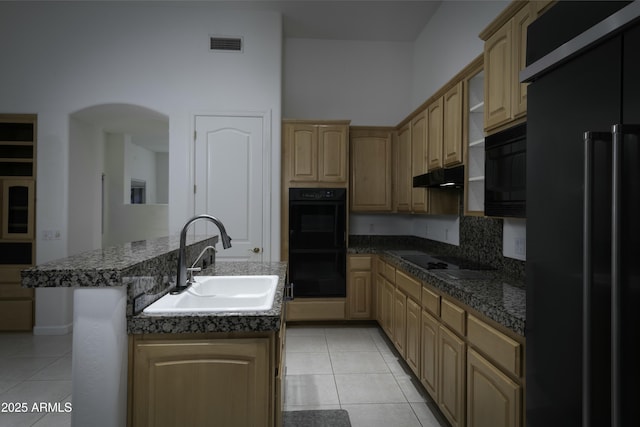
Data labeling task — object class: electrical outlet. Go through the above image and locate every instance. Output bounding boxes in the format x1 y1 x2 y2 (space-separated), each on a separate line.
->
445 228 449 241
369 223 375 233
515 237 526 256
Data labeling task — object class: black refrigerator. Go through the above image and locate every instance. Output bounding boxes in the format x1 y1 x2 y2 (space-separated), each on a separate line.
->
525 2 640 427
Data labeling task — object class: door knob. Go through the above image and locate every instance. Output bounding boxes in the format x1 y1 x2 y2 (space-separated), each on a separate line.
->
250 247 261 253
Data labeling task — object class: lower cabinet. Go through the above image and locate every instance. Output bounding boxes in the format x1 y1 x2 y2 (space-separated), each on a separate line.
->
438 324 466 427
374 257 524 427
405 298 421 376
467 348 521 427
347 255 373 319
420 309 439 399
130 335 278 427
393 288 407 357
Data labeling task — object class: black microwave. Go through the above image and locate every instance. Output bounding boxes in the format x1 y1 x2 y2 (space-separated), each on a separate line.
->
484 123 526 218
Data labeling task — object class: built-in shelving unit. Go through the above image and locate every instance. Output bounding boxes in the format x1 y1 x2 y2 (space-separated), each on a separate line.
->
0 114 37 331
465 69 486 215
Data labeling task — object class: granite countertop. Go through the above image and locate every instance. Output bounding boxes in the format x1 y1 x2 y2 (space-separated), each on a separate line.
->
21 235 217 288
350 246 526 336
128 261 288 335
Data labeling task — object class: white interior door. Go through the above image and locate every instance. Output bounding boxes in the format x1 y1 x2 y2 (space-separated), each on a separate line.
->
194 115 267 261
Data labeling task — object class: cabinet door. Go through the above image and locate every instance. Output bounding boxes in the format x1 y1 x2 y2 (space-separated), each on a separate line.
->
428 98 444 170
411 112 428 213
382 278 394 338
511 4 535 119
1 179 35 240
439 325 466 427
133 338 270 427
405 298 421 376
393 288 407 357
467 348 521 427
318 125 347 183
484 20 513 131
287 124 318 182
348 270 372 319
420 309 439 399
396 123 412 212
350 129 392 211
376 273 384 324
443 82 464 167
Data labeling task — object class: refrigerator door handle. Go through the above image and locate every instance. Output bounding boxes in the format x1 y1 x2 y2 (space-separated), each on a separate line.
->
582 131 595 427
611 124 622 427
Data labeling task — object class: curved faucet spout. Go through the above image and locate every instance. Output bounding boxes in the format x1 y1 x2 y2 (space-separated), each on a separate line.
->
172 214 232 294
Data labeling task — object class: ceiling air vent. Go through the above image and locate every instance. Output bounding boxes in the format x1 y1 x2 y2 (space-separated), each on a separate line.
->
209 36 243 53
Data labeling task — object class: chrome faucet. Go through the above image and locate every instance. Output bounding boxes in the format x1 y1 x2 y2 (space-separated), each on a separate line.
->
186 245 217 284
172 214 232 294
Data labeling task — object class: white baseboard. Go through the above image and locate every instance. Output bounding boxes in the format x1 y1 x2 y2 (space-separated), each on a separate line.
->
33 323 73 335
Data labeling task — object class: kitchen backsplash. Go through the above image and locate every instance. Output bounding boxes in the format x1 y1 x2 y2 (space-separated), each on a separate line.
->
350 215 526 280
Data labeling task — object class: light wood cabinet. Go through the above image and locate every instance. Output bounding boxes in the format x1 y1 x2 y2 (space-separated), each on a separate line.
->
0 114 37 332
420 309 439 399
427 98 444 171
467 348 521 427
283 121 349 184
443 82 464 167
350 127 393 212
463 59 486 216
132 337 272 427
395 122 412 212
382 277 394 337
348 255 373 319
411 111 429 213
439 324 466 427
481 1 535 132
405 297 421 376
393 287 407 357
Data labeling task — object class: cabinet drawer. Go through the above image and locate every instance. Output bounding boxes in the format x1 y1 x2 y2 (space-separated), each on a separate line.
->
0 267 23 283
350 255 372 271
441 298 466 336
421 286 440 316
381 261 395 283
396 270 421 302
0 299 33 331
467 314 522 377
0 283 34 299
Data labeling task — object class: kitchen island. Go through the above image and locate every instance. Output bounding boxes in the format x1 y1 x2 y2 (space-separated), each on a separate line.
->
21 235 287 427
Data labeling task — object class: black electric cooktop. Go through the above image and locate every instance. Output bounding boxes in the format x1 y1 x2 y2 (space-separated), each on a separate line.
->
399 253 493 271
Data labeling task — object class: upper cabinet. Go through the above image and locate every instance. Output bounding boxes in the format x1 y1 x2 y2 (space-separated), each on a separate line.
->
463 59 486 216
395 122 412 213
443 82 464 167
350 127 393 212
411 111 429 213
427 99 443 171
481 1 537 133
283 120 349 185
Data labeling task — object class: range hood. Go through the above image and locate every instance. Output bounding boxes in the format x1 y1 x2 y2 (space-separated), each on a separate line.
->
413 165 464 189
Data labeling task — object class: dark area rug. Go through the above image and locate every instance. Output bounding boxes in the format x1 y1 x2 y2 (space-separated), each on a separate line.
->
283 409 351 427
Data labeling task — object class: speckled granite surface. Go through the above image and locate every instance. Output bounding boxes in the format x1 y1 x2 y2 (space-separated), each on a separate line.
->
20 235 288 334
128 261 288 334
21 235 217 288
349 237 525 336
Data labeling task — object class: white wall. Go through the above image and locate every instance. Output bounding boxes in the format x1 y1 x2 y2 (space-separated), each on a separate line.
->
283 38 413 125
411 0 509 109
0 2 282 332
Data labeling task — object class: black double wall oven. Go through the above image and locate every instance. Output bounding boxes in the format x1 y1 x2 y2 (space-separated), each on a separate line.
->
288 188 346 298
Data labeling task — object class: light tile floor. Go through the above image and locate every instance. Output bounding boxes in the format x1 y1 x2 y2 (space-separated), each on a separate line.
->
284 324 449 427
0 325 450 427
0 333 72 427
